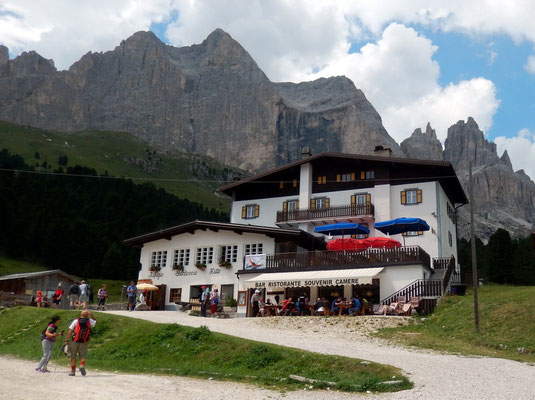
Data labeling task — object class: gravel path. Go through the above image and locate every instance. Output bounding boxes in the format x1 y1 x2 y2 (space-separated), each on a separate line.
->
107 311 535 400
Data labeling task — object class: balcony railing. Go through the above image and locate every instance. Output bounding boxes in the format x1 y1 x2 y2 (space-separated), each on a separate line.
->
240 245 430 273
276 203 374 223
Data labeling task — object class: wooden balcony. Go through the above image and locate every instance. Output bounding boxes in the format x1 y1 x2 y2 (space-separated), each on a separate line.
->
276 203 374 224
239 245 431 274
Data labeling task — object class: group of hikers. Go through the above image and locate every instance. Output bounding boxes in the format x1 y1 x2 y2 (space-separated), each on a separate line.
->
33 281 108 311
67 281 108 311
199 285 220 317
36 310 97 376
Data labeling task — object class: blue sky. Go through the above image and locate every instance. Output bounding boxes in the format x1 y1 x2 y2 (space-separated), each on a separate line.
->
1 1 534 178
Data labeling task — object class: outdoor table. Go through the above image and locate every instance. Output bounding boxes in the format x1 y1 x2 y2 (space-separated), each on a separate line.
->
302 304 314 316
338 303 352 316
264 304 279 316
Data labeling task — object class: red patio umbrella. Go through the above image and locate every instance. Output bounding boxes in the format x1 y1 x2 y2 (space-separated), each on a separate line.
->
362 237 402 249
327 238 369 251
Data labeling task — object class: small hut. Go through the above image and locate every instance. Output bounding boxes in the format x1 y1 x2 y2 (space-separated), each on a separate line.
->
0 270 77 308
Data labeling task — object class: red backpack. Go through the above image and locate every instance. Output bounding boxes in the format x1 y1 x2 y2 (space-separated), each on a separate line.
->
73 318 91 343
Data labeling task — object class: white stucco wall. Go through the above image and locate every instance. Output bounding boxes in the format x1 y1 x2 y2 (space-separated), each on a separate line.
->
376 265 427 301
436 183 458 260
137 230 275 309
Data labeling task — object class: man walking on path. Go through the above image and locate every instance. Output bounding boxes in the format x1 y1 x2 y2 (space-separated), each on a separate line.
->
68 282 80 309
65 310 97 376
127 281 137 311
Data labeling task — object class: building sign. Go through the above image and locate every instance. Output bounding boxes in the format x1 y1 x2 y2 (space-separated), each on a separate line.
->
244 254 266 270
138 279 153 284
209 268 221 275
254 277 365 288
175 271 197 276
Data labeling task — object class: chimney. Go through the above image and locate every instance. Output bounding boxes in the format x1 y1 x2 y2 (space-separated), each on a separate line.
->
373 145 392 157
301 147 312 159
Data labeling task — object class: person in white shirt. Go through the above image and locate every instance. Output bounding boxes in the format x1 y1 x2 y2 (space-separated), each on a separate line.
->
78 280 89 309
65 310 97 376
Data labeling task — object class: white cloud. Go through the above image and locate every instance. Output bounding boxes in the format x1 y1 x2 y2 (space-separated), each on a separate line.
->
495 130 535 180
304 23 500 143
524 55 535 74
0 1 173 69
341 0 535 44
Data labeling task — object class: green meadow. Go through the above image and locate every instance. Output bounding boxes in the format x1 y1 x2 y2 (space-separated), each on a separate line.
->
0 307 411 393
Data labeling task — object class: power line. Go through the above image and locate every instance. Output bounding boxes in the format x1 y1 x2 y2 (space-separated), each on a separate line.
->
0 167 462 184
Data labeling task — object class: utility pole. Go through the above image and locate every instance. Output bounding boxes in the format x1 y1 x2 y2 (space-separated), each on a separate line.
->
469 162 480 333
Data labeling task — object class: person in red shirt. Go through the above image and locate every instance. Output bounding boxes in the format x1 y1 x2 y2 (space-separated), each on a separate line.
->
52 285 63 308
281 297 294 316
36 291 43 308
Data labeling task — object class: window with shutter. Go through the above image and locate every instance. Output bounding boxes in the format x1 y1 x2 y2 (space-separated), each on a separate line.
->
360 171 365 179
416 189 423 203
350 172 355 181
293 179 297 187
336 174 341 182
243 204 259 219
365 193 371 204
400 191 407 204
282 201 288 212
325 198 330 209
404 189 419 205
310 199 315 209
279 181 284 189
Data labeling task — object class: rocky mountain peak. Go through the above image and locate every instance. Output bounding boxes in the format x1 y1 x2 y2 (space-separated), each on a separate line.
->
0 45 8 65
443 117 498 170
400 122 443 160
500 149 513 170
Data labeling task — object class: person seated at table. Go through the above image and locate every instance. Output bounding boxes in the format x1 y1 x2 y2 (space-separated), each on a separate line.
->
264 298 275 316
281 297 294 316
349 296 362 315
331 297 342 315
258 298 266 317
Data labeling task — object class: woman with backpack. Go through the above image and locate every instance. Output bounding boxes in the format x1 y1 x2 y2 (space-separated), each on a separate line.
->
36 315 63 372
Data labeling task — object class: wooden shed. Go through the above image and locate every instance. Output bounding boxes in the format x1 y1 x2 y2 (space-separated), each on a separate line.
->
0 270 77 308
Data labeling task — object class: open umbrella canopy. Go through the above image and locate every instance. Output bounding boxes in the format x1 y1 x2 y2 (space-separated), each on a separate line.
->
327 238 369 251
314 222 370 236
362 237 402 249
136 283 159 291
374 217 430 235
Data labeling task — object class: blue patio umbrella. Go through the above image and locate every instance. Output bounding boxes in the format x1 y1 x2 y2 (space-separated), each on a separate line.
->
374 217 430 245
314 222 370 236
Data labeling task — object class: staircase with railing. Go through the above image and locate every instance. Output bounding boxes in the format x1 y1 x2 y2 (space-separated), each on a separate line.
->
380 255 456 314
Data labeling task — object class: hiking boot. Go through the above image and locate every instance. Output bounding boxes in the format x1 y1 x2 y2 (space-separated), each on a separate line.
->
79 367 86 376
35 368 41 372
69 372 75 376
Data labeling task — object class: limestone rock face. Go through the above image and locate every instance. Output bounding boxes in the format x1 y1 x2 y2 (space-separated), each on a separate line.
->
400 122 443 160
442 118 535 239
0 29 401 172
0 45 8 65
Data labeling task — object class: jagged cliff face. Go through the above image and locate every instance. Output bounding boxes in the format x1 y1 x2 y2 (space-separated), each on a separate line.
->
400 122 443 161
0 29 401 171
403 117 535 239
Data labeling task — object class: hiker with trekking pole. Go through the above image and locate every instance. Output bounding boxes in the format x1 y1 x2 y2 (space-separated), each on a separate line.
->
36 315 63 372
65 310 97 376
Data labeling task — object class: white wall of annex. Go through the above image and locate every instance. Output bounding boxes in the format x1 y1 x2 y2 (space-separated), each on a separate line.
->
377 265 427 301
389 181 440 259
437 183 458 260
230 196 290 227
137 230 275 308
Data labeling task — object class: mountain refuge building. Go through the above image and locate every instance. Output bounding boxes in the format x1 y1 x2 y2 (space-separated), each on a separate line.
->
124 150 467 316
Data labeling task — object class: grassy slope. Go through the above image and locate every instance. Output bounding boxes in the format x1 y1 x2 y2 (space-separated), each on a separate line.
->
0 120 233 211
0 256 47 276
377 285 535 362
0 307 412 393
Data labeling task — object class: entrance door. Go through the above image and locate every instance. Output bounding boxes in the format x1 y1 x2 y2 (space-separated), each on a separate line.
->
152 284 167 310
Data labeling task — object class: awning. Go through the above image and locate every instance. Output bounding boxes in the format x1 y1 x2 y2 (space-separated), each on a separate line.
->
243 267 384 289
